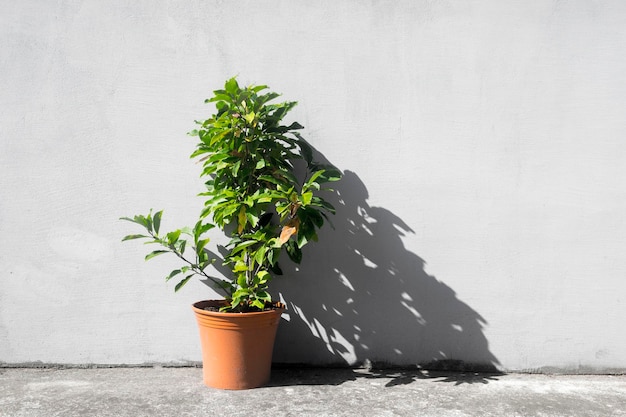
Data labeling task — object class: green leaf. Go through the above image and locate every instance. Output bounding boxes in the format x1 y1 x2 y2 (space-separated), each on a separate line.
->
237 274 248 288
237 205 247 234
267 247 279 265
231 289 247 308
231 239 258 254
145 212 153 232
275 169 299 187
121 234 149 241
233 261 249 272
320 167 342 182
300 191 313 206
174 275 193 292
165 269 181 282
245 213 259 230
166 230 181 245
261 92 281 105
254 246 267 265
221 303 235 313
258 174 286 187
196 238 210 253
243 112 256 124
209 128 234 146
120 215 149 229
307 208 325 228
145 250 169 261
256 290 271 301
297 232 308 248
310 197 337 214
119 216 140 224
206 152 230 164
194 221 215 240
256 270 270 284
208 93 233 103
225 77 239 95
189 147 209 158
153 210 163 234
304 170 325 190
177 239 187 254
232 159 241 177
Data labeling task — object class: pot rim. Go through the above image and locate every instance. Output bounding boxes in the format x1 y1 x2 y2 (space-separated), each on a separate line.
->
192 299 286 317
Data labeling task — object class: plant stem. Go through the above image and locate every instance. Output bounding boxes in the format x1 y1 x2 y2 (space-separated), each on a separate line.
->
151 232 231 297
173 249 231 297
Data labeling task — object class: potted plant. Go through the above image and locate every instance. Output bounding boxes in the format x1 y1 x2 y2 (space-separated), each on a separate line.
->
121 77 341 389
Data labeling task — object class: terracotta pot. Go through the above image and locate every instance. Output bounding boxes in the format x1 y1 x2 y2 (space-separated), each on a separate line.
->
191 299 285 390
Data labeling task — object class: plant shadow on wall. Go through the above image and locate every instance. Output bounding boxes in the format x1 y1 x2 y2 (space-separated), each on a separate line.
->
202 149 502 386
267 151 502 386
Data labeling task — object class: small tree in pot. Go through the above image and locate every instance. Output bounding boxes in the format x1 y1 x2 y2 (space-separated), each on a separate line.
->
122 77 341 389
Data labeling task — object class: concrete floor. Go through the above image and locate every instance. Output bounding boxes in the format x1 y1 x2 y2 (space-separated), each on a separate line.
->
0 367 624 417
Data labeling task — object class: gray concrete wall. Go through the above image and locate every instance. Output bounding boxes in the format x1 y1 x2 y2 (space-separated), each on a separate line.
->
1 0 625 372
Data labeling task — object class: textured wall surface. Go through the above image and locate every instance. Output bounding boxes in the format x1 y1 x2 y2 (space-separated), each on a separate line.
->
1 0 625 372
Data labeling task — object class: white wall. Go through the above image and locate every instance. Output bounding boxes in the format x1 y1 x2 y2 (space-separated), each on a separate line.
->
1 0 625 372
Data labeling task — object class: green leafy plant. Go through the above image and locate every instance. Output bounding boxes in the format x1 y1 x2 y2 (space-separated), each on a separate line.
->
122 77 341 312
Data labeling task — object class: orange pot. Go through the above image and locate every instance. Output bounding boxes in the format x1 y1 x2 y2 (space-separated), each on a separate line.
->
191 300 285 390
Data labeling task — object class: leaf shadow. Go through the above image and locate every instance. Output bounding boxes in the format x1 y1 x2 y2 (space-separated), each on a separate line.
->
266 366 503 388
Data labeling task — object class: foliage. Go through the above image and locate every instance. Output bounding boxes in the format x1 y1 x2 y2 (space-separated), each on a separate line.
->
122 77 341 312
